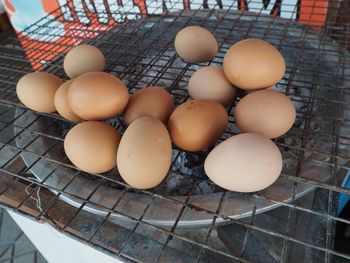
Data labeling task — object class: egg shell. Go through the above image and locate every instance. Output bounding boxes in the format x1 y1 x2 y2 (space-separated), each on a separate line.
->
64 121 121 173
68 72 129 120
188 66 237 106
16 72 63 113
223 39 285 90
168 99 228 152
234 89 296 138
124 86 174 125
204 133 282 192
117 116 172 189
54 80 83 121
174 26 218 63
63 45 105 78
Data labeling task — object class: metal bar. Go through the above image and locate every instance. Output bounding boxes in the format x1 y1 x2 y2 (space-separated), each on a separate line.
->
196 192 226 262
36 170 81 219
61 180 105 231
8 164 350 262
116 198 155 255
86 187 129 243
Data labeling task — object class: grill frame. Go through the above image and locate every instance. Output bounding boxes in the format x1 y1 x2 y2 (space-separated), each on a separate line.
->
1 0 350 262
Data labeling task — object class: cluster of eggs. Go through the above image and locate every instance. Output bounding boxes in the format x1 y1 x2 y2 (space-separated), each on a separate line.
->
175 26 295 192
16 25 295 193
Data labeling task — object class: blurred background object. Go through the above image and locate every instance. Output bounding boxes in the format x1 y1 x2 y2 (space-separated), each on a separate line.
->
0 1 10 32
0 0 334 69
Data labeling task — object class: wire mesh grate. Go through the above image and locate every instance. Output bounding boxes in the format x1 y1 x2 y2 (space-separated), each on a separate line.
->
1 0 350 262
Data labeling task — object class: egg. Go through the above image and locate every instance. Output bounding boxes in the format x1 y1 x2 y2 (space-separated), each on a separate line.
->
174 26 218 63
188 66 237 106
64 121 120 173
63 45 105 78
117 116 172 189
54 80 83 121
204 133 282 192
68 72 129 120
168 99 228 152
223 39 285 90
16 72 63 113
234 89 296 138
123 86 174 125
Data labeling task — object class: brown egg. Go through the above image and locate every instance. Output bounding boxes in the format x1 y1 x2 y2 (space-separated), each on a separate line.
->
117 116 172 189
168 99 228 152
16 72 63 113
123 86 174 125
188 66 237 106
64 121 120 173
68 72 129 120
234 89 296 138
223 39 285 90
174 26 218 63
204 133 282 192
54 80 83 121
63 45 105 78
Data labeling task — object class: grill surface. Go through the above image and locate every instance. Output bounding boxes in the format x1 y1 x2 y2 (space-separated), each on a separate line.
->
1 0 350 262
12 10 342 228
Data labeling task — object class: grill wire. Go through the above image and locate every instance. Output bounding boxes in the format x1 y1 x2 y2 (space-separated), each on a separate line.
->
1 0 350 262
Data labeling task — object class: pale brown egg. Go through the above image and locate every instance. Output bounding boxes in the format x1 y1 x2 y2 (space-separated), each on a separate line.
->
54 80 83 121
63 45 105 78
16 72 63 113
64 121 120 173
174 26 218 63
123 86 174 125
204 133 282 192
223 39 285 90
168 99 228 152
234 89 296 138
117 116 172 189
188 66 237 106
68 72 129 120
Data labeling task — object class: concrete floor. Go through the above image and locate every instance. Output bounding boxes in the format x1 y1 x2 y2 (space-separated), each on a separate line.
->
0 208 46 263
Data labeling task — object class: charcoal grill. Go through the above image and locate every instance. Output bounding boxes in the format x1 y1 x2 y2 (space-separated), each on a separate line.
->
1 0 350 262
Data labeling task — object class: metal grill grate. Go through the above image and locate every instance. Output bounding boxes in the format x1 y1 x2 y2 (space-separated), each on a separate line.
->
1 1 350 262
